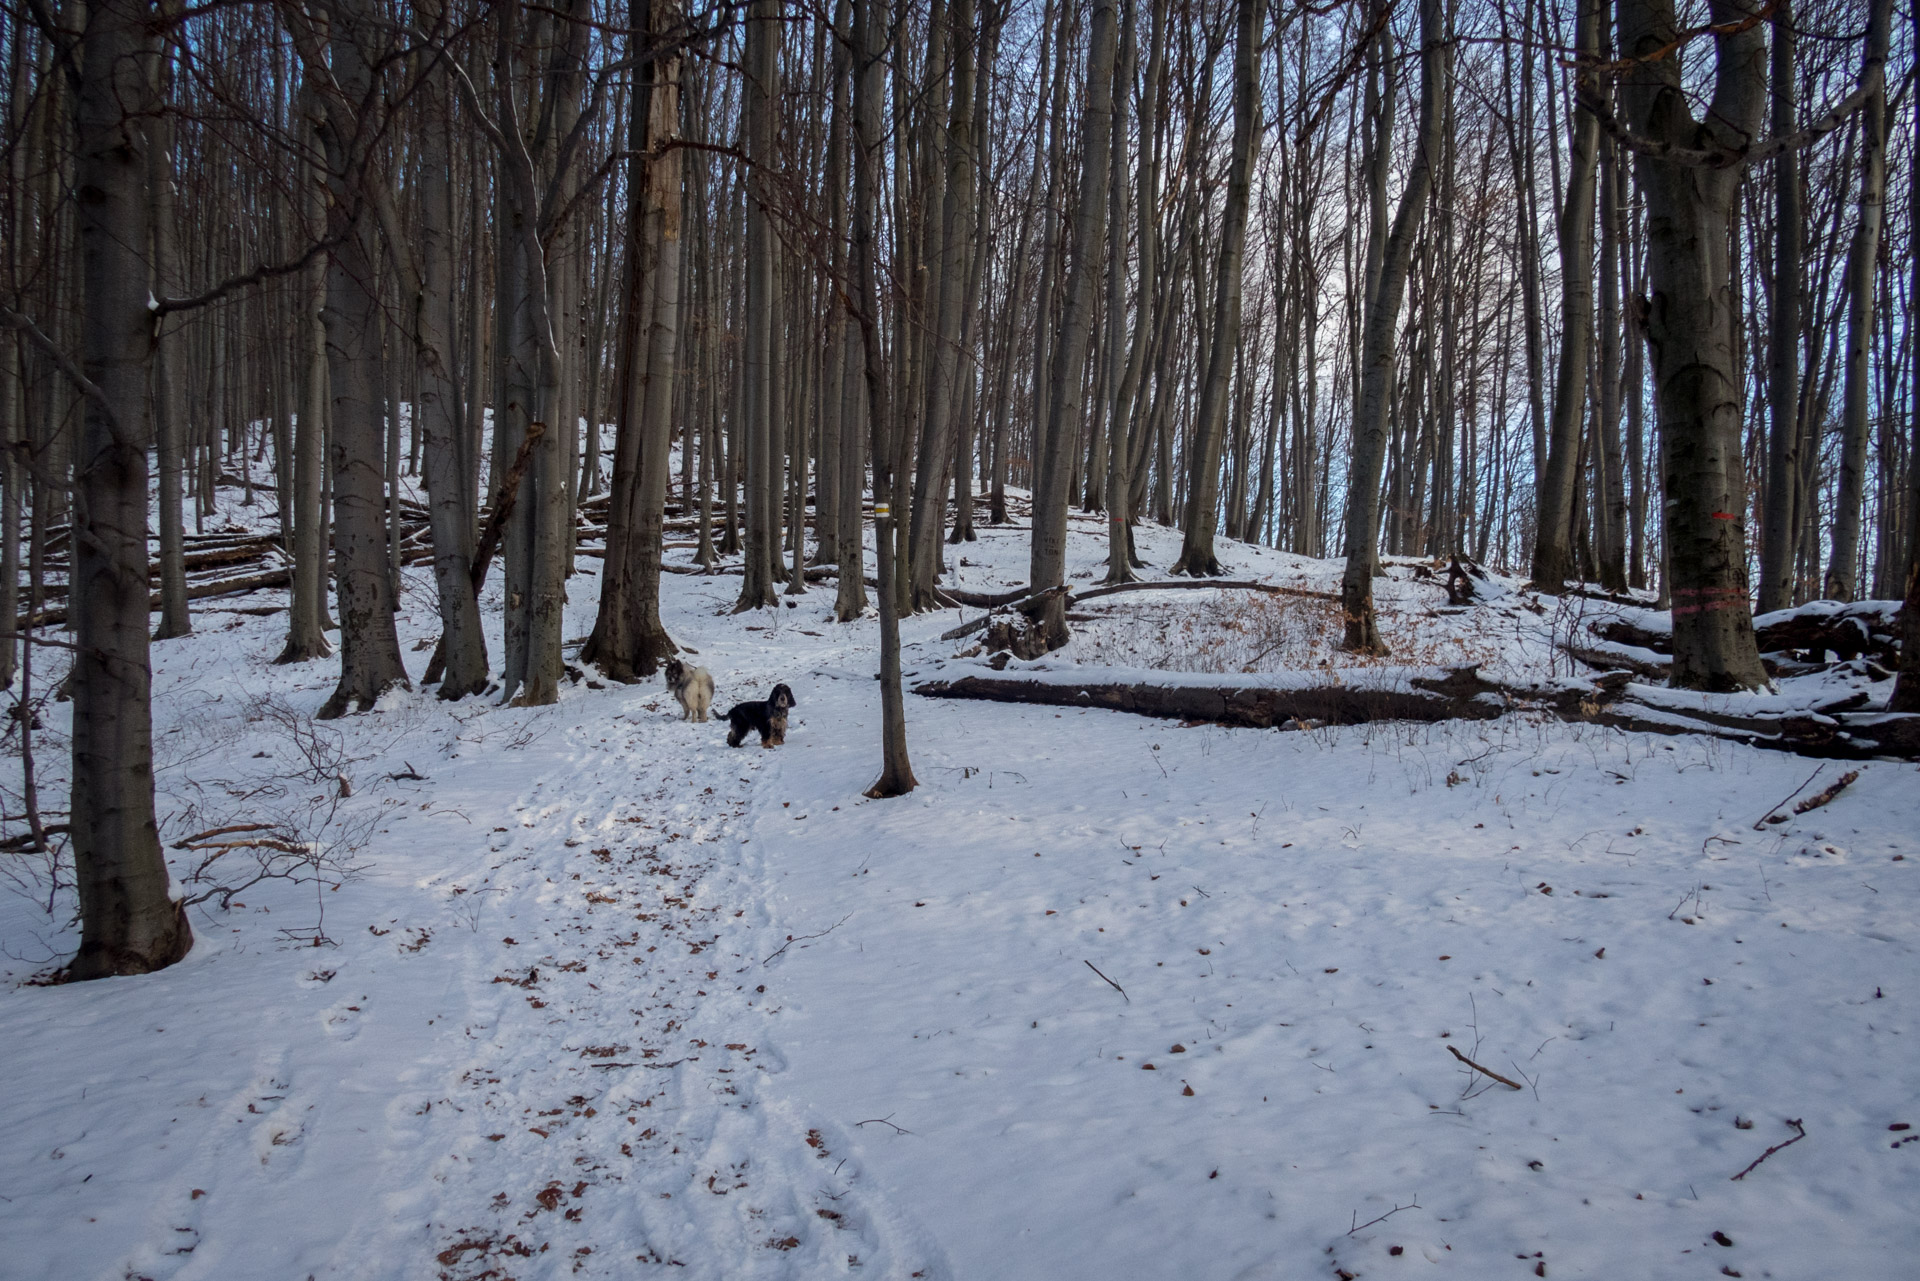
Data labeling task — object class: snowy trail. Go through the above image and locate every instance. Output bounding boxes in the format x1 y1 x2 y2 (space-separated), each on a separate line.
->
0 568 950 1281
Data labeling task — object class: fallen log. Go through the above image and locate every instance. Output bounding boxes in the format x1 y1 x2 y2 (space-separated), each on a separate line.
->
1559 640 1669 681
912 664 1920 761
1592 600 1902 667
913 665 1506 730
18 563 312 629
939 577 1341 642
1754 603 1900 665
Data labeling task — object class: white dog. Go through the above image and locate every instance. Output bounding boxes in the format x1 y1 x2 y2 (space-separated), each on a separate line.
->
663 657 714 722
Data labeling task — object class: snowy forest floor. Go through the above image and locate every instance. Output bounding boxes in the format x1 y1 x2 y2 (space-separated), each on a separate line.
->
2 487 1916 1281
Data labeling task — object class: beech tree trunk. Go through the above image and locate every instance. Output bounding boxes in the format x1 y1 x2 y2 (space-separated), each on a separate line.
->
1339 0 1443 654
1171 0 1259 578
1825 0 1891 602
1617 0 1768 691
1756 0 1802 613
584 0 685 680
1029 0 1118 651
907 0 977 611
277 104 333 666
852 0 915 797
416 48 488 699
65 0 193 978
734 0 780 611
316 5 409 718
148 48 190 642
1531 0 1600 592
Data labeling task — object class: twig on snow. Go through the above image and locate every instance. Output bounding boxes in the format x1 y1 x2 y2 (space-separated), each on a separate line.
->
1447 1044 1524 1090
1348 1197 1420 1236
761 913 852 965
854 1114 913 1135
1083 959 1129 1002
1730 1119 1807 1181
1752 765 1823 829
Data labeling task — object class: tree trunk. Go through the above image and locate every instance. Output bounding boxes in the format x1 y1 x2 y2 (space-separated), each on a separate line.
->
734 0 780 611
276 106 333 665
584 0 685 680
1825 0 1891 602
1531 0 1601 592
1593 120 1628 592
416 57 489 699
910 0 980 609
1028 0 1119 651
1171 0 1259 577
1338 0 1443 654
317 5 409 717
1616 0 1768 691
828 0 868 622
1756 0 1802 613
148 49 190 641
852 0 915 797
65 0 193 979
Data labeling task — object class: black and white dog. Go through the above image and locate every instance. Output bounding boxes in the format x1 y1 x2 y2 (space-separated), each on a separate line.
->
724 684 796 748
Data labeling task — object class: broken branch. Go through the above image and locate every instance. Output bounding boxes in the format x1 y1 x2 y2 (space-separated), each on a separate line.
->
1730 1119 1807 1181
1447 1044 1524 1090
1793 770 1859 815
1083 959 1129 1002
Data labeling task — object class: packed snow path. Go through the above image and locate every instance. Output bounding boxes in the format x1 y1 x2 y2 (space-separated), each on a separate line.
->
3 510 1917 1280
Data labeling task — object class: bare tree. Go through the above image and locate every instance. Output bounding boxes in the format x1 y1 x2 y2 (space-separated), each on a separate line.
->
1029 0 1119 651
1531 0 1600 593
1170 0 1260 578
1338 0 1444 654
852 0 914 797
584 0 687 680
1613 0 1769 689
65 0 193 976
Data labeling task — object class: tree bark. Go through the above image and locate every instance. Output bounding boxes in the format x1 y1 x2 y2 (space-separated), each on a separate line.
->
1532 0 1601 592
415 46 489 699
276 98 333 666
148 43 190 642
907 0 978 610
1825 0 1891 602
1171 0 1260 578
852 0 916 796
1616 0 1769 691
1755 0 1802 613
734 0 780 611
1029 0 1119 651
1338 0 1443 654
317 2 410 717
65 0 193 978
584 0 685 680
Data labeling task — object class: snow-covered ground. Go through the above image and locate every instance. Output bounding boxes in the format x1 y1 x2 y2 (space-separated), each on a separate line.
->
3 490 1916 1281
